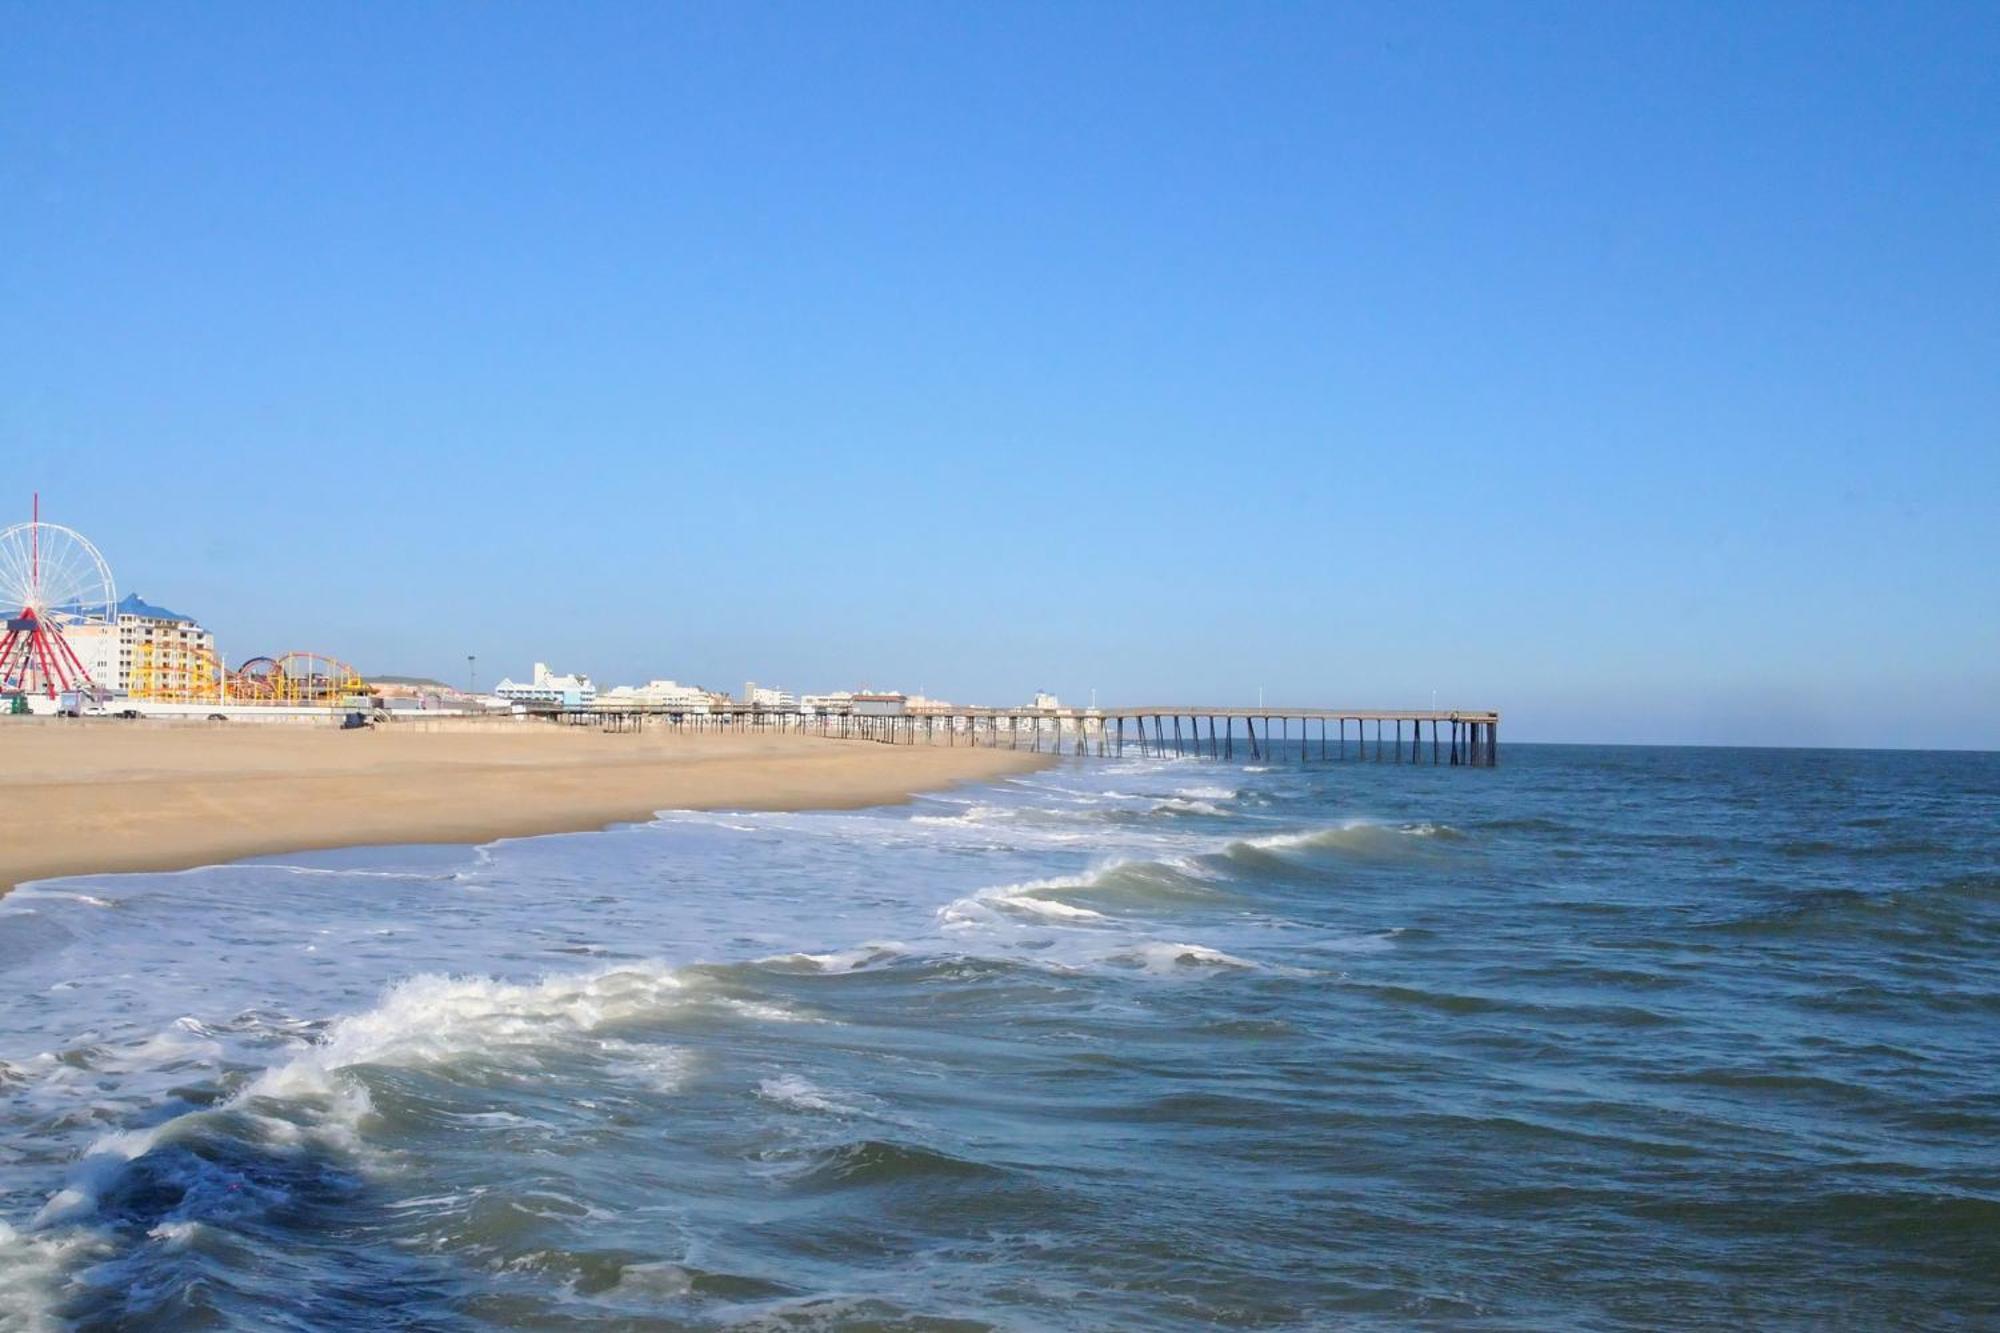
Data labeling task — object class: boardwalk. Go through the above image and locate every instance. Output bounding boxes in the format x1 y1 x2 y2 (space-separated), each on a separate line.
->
555 704 1500 767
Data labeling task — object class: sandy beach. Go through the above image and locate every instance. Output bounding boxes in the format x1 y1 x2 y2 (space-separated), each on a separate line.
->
0 719 1051 895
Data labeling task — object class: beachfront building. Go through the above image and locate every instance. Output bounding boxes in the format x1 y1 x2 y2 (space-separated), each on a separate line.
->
799 691 854 716
63 594 218 696
594 679 713 713
493 662 596 709
1028 690 1096 735
908 694 976 733
741 682 797 710
56 623 120 694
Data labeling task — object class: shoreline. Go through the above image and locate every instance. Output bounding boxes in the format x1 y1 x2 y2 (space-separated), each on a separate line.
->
0 722 1054 895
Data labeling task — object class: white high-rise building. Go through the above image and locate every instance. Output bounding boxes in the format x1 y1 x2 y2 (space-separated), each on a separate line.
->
742 682 797 709
594 679 714 712
493 662 596 708
799 691 854 715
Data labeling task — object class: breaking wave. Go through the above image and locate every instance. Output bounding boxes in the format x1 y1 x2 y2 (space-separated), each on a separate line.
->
755 942 910 974
23 959 786 1247
1219 820 1465 868
938 878 1114 928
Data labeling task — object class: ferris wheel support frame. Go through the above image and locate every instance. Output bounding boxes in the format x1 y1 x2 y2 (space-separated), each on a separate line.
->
0 493 118 699
0 608 94 698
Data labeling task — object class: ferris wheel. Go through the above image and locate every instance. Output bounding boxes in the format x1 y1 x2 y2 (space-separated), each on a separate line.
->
0 494 118 698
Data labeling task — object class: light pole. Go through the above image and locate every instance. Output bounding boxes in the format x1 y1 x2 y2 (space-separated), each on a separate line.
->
468 655 477 696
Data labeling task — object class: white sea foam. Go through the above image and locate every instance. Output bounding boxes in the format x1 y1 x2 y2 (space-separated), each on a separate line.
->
1234 820 1459 856
596 1040 694 1094
758 942 907 974
1241 820 1391 851
5 889 115 909
34 961 704 1230
0 1219 109 1333
715 998 823 1024
184 863 455 883
1239 827 1334 850
1155 798 1226 817
34 1123 174 1229
145 1220 202 1251
757 1074 862 1116
250 963 693 1101
905 803 1123 853
938 878 1112 930
1032 787 1127 808
605 1261 696 1300
1112 942 1261 975
1002 895 1107 922
121 1026 223 1072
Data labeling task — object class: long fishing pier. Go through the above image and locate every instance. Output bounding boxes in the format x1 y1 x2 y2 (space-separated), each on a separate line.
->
1104 708 1498 766
555 704 1500 767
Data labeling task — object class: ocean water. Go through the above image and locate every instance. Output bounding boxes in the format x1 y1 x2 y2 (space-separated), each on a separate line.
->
1 744 1997 1331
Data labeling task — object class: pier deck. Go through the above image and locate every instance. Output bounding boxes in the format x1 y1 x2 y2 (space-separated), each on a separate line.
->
551 704 1500 767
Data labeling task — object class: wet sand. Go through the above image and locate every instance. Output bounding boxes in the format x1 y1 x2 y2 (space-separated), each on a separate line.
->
0 720 1052 894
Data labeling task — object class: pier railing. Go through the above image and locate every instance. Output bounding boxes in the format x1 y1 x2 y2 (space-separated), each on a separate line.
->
546 704 1499 767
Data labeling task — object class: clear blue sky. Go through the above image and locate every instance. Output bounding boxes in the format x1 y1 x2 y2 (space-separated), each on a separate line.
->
3 3 1995 747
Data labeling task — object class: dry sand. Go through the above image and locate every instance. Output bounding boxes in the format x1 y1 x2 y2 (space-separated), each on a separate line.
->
0 719 1051 894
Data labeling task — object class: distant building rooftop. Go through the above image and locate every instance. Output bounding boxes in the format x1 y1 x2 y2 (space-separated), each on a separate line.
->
49 592 194 623
117 593 193 623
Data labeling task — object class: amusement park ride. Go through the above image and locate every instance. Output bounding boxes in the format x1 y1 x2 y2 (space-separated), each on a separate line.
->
128 644 368 706
0 494 115 699
1 495 370 708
